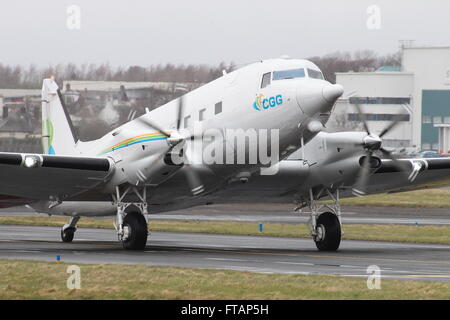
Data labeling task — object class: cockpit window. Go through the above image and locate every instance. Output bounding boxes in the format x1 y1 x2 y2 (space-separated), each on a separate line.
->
307 68 324 80
273 68 305 81
261 72 271 88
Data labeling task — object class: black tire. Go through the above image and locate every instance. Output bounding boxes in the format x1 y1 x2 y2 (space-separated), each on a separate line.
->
61 227 75 243
314 212 341 251
121 211 148 250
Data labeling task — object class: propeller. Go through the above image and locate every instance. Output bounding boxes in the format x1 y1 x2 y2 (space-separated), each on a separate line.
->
135 87 207 196
351 103 410 197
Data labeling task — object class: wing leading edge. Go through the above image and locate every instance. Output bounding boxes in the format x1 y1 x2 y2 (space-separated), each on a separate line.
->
0 152 114 202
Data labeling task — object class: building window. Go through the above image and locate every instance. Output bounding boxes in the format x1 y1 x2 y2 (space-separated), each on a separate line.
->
433 116 442 124
199 108 206 121
432 143 439 151
444 117 450 124
422 143 431 150
348 113 409 121
349 97 411 105
422 116 432 124
215 102 222 115
261 73 271 88
382 139 411 148
184 115 191 128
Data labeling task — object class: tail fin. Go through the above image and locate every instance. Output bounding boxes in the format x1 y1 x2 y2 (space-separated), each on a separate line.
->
41 78 78 155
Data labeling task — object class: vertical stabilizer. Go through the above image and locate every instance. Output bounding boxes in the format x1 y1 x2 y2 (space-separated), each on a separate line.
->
41 78 78 155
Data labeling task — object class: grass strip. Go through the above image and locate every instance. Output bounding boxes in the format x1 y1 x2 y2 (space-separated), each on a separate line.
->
1 259 450 299
333 189 450 208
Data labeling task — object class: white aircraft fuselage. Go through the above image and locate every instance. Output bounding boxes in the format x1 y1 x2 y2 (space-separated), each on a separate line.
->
69 58 343 194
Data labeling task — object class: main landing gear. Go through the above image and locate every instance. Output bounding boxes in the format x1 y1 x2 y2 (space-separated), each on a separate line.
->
296 188 342 251
113 186 149 250
61 216 80 243
58 186 149 250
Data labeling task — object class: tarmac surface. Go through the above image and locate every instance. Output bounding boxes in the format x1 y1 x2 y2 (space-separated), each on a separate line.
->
1 203 450 225
1 225 450 283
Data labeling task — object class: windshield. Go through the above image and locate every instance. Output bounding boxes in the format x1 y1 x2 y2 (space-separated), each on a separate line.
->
307 68 324 80
273 68 305 81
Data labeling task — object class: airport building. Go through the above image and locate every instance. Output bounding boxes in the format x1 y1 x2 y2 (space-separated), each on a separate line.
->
333 46 450 154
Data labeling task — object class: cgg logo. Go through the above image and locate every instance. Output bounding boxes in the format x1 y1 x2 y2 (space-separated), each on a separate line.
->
253 94 283 111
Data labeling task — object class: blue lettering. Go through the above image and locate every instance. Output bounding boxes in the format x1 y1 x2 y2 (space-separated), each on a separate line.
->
276 95 283 105
269 97 276 107
262 99 269 109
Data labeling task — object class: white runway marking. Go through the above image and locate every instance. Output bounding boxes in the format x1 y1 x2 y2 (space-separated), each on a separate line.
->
206 257 261 263
275 261 314 266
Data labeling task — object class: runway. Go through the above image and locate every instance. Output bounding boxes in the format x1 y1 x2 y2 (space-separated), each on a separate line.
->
2 204 450 225
151 203 450 226
1 225 450 283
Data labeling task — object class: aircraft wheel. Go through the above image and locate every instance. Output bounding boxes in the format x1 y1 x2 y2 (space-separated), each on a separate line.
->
121 211 148 250
61 227 75 243
314 212 341 251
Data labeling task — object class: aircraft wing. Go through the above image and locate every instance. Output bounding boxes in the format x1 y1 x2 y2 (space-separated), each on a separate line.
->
367 157 450 194
376 157 450 174
0 152 114 203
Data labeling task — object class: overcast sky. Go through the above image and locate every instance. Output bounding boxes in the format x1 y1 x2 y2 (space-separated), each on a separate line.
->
0 0 449 67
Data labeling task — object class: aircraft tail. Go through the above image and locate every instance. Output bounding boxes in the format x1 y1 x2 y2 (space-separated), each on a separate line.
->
41 78 78 155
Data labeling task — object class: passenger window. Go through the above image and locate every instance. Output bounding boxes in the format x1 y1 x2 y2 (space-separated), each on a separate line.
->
199 108 206 121
184 115 191 128
261 72 271 88
215 102 222 115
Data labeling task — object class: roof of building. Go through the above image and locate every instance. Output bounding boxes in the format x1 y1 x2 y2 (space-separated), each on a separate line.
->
0 89 41 98
404 46 450 50
335 71 413 76
62 81 199 92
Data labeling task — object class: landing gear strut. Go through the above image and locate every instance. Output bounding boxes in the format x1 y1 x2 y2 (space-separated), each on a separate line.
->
61 216 80 243
113 186 149 250
296 188 342 251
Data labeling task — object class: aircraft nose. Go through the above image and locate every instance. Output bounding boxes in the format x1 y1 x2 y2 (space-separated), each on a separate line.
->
322 84 344 103
296 82 344 116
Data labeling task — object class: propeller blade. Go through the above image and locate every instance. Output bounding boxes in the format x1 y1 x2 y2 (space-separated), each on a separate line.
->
352 155 372 197
379 148 411 172
185 130 217 142
135 117 171 138
183 162 205 196
176 95 184 130
379 119 401 138
353 103 371 135
136 151 168 184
